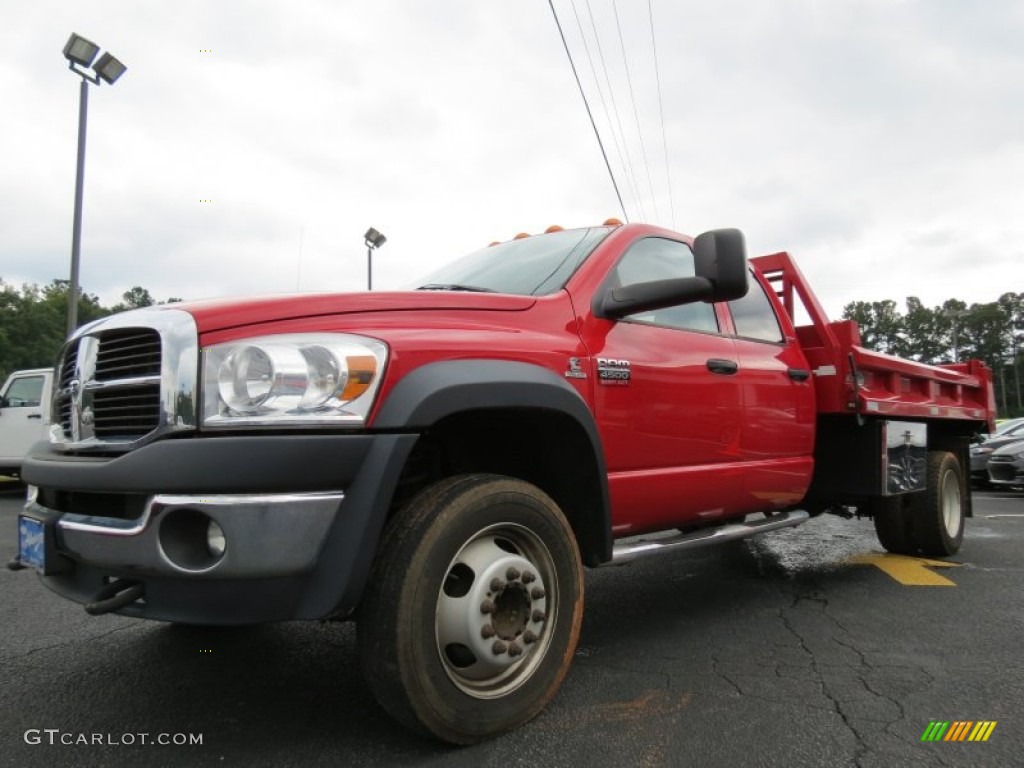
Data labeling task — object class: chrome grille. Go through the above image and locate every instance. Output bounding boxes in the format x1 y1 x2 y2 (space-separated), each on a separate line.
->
92 385 162 438
95 328 161 380
52 309 199 451
56 329 162 441
58 339 80 437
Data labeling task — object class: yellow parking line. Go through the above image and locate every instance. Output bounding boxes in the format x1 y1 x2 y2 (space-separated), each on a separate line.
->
847 554 961 586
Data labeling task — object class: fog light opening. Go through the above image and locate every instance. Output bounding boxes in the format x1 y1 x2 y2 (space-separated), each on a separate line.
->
207 520 226 557
158 507 226 572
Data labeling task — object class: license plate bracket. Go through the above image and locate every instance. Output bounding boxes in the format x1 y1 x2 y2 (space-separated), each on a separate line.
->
18 514 71 575
18 515 46 570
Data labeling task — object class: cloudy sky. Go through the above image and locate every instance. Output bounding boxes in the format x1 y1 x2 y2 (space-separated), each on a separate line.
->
2 1 1021 318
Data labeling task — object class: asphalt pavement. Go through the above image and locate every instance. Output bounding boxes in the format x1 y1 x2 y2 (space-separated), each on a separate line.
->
1 482 1022 768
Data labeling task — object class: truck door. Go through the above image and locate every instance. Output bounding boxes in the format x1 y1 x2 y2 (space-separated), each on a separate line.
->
0 372 49 468
725 273 815 512
587 236 745 535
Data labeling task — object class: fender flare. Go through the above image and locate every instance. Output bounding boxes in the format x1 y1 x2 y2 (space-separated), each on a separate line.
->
374 359 612 563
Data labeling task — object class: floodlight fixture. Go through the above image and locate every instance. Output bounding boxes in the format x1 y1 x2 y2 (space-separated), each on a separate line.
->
364 228 387 291
62 32 127 86
93 52 127 85
63 33 100 68
364 228 387 250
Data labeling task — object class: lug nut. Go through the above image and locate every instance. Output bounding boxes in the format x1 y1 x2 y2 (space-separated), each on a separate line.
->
490 578 505 592
523 630 538 645
481 625 496 639
506 567 521 581
531 587 545 600
522 571 536 584
492 641 508 655
508 642 523 657
480 599 495 615
531 609 546 623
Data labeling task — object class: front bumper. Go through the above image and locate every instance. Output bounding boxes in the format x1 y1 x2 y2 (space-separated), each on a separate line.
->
988 458 1024 487
20 432 418 624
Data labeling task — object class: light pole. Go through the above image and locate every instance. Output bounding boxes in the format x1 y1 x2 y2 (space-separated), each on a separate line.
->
62 33 127 337
364 227 386 291
943 308 968 362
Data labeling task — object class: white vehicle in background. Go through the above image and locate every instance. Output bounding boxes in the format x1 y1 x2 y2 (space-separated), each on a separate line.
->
0 368 53 477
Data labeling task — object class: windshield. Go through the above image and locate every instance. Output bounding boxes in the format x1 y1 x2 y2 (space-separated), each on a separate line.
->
411 227 611 296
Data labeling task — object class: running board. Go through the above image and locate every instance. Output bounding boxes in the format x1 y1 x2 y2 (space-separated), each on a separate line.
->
609 510 810 565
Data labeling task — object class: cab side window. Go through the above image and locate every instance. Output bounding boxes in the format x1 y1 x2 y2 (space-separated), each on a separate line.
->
610 237 719 333
727 274 784 343
2 376 44 407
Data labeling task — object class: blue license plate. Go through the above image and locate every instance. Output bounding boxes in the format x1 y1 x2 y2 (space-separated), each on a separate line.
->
18 516 45 570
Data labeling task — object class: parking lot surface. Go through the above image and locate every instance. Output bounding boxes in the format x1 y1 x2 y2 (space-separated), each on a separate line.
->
2 483 1022 767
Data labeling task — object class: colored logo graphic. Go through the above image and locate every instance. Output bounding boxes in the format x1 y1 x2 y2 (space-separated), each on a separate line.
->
921 721 996 742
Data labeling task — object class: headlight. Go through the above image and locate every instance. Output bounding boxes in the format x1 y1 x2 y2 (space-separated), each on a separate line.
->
202 333 387 427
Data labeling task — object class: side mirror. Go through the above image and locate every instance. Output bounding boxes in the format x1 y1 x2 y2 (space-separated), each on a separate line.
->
598 228 750 319
693 228 749 302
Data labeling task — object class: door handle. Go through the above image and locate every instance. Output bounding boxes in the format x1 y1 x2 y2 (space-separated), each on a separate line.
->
706 358 739 375
787 368 811 382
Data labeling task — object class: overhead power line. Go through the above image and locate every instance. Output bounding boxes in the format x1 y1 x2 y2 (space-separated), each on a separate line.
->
648 0 675 229
570 0 641 221
611 0 659 224
548 0 629 221
584 0 645 220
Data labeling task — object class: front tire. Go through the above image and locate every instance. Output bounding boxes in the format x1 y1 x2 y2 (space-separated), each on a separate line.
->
358 474 584 743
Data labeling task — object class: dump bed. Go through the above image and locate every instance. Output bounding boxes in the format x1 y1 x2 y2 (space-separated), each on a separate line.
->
753 252 995 431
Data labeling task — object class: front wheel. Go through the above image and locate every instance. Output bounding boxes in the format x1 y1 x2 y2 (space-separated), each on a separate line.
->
357 474 584 743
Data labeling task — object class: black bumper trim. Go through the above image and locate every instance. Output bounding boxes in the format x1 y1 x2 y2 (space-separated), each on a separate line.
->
22 435 376 493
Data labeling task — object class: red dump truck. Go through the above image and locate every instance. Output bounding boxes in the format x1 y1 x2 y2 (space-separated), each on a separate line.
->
16 221 994 742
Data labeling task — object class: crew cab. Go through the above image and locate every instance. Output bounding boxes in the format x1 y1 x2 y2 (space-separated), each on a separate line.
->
15 221 994 743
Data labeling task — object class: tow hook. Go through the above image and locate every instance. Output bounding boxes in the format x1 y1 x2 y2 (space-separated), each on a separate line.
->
85 579 145 616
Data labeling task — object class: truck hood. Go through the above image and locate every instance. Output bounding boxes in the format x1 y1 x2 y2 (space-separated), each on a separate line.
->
169 291 538 334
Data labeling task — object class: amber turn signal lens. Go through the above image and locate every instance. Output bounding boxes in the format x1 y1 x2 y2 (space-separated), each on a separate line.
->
341 355 378 401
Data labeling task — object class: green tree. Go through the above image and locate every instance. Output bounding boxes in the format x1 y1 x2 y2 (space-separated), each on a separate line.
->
0 279 106 382
111 286 155 313
902 297 946 364
996 292 1023 413
841 300 907 357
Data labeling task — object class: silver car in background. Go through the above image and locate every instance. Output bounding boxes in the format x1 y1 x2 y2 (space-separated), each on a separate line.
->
971 420 1024 486
988 439 1024 489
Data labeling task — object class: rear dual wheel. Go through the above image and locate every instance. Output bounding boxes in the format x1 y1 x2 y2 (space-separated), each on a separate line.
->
358 474 584 744
873 451 965 556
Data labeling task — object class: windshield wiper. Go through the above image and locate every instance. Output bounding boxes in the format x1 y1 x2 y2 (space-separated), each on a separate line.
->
416 283 497 293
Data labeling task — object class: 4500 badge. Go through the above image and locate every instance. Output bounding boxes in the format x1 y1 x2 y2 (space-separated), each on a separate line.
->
597 357 631 386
